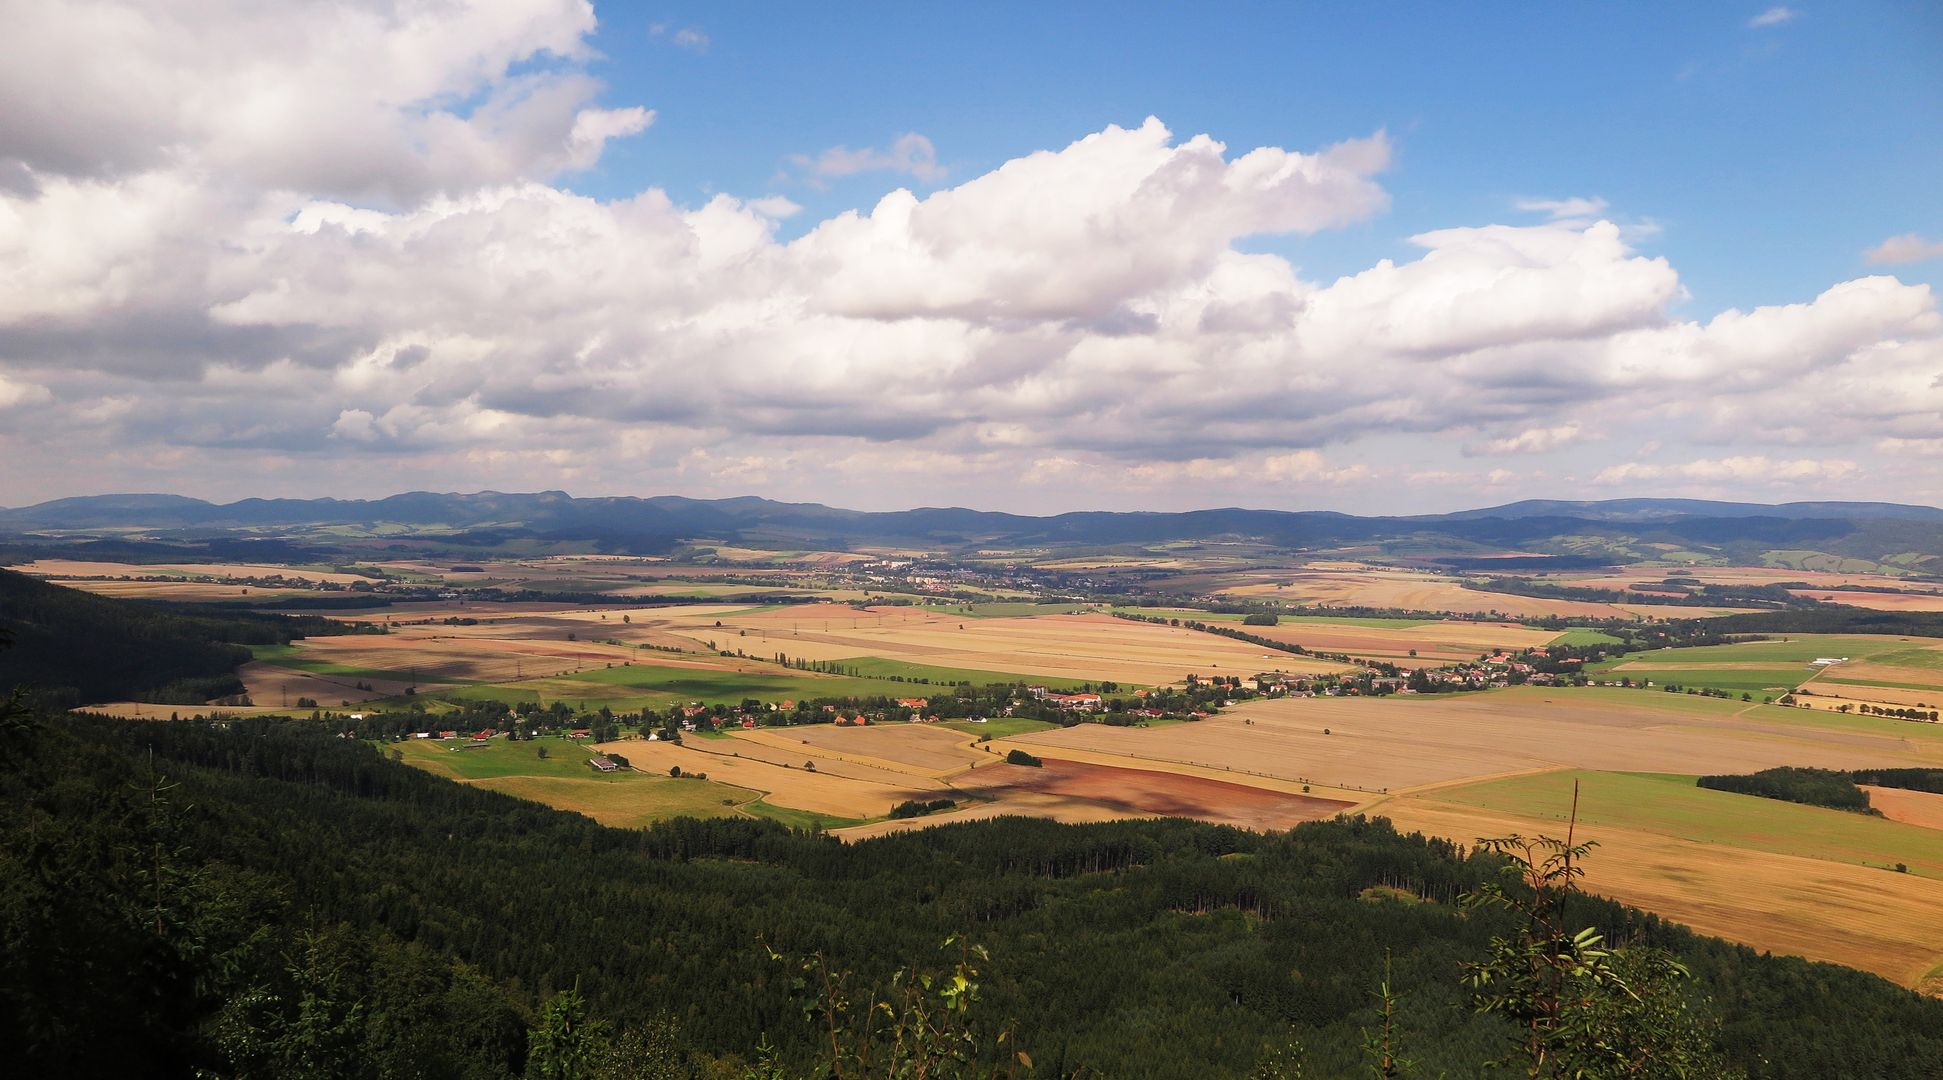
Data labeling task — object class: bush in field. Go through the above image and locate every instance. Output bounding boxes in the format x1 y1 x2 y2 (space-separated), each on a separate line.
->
1243 612 1279 626
1005 749 1042 768
888 798 957 820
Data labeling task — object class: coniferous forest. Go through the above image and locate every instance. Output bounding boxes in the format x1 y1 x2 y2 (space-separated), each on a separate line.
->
4 702 1942 1078
0 568 372 706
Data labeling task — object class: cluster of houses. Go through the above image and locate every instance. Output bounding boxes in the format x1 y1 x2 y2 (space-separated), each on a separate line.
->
1251 648 1583 698
1025 686 1104 712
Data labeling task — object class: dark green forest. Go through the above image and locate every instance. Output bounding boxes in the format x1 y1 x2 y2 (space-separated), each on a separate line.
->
1695 767 1878 813
3 707 1941 1078
1698 766 1943 812
0 567 371 705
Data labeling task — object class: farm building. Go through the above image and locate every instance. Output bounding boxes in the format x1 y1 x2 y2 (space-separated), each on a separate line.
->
587 755 621 773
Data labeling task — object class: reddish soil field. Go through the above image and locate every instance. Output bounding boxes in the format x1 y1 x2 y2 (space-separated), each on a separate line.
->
1864 786 1943 830
962 759 1352 831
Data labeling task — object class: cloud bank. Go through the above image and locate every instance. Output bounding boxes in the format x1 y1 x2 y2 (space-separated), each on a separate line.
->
0 0 1938 513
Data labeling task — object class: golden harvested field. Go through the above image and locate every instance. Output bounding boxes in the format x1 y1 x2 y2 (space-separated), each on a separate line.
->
1010 687 1943 796
588 722 1359 835
1239 619 1557 665
992 685 1943 986
837 787 1132 839
714 733 968 790
467 774 760 828
837 756 1353 841
655 606 1350 685
79 701 306 719
742 724 984 778
238 660 406 705
1865 786 1943 830
1377 795 1943 988
595 739 946 817
1798 684 1943 710
1210 568 1746 620
273 632 639 684
1812 658 1943 691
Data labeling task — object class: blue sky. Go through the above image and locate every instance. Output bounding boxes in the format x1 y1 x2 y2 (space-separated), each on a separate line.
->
583 3 1942 309
1 1 1940 513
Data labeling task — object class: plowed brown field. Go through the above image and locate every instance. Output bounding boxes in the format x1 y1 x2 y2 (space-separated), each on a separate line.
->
1865 785 1943 830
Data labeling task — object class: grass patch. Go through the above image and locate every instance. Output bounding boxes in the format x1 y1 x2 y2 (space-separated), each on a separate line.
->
472 774 759 828
1494 684 1777 718
420 665 956 713
740 800 869 831
1863 647 1943 672
943 717 1059 740
1433 769 1943 879
391 737 616 781
391 738 762 827
1600 667 1804 695
1588 635 1943 697
1609 636 1913 665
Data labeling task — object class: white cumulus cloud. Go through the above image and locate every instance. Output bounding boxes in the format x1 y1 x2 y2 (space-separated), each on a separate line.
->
792 133 948 185
0 1 1938 512
1865 233 1943 266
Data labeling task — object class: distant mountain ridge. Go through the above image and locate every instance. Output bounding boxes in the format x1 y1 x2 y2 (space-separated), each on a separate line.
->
2 491 1940 566
1441 498 1943 523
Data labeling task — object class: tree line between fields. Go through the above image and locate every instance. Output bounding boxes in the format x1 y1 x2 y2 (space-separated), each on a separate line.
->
3 702 1943 1078
1697 766 1943 829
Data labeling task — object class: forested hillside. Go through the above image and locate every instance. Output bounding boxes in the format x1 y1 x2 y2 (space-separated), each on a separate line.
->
3 709 1940 1078
0 567 367 705
7 491 1943 564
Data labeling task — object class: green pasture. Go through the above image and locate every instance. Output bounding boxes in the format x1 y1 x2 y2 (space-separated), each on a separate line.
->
1606 636 1913 665
392 737 617 781
1862 647 1943 672
1433 769 1943 879
1601 667 1804 695
428 653 1080 713
943 717 1059 740
392 738 765 827
741 800 870 831
1590 634 1943 697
